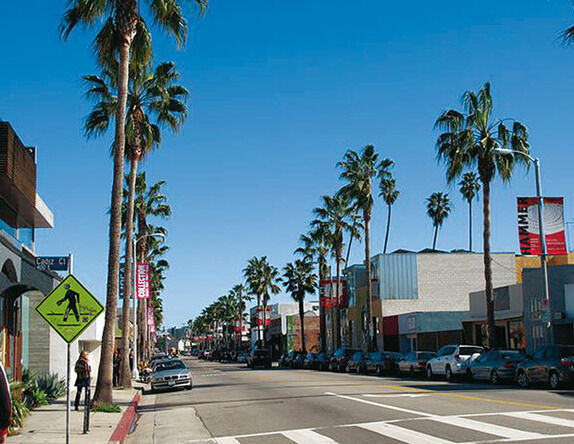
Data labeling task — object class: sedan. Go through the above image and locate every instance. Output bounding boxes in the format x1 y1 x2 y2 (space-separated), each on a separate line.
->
304 353 318 369
150 359 192 392
516 345 574 389
364 352 403 376
469 349 527 384
346 352 366 374
316 353 331 371
398 351 436 377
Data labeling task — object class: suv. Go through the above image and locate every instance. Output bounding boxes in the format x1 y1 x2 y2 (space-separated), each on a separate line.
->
516 345 574 389
426 345 484 381
247 348 272 369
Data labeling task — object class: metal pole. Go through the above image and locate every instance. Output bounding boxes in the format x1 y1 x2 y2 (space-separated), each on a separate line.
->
66 253 73 444
534 158 553 344
132 236 139 379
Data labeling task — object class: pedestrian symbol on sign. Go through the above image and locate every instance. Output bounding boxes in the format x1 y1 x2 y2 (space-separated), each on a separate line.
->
57 284 80 322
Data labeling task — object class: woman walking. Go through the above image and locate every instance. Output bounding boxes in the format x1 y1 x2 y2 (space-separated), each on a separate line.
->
74 351 91 411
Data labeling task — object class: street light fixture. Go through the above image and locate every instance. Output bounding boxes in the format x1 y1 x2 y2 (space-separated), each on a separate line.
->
131 231 166 379
494 148 553 344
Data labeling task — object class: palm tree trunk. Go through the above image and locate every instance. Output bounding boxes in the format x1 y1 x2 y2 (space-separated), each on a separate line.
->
468 200 473 252
238 290 243 351
256 294 261 345
262 293 268 348
364 210 375 352
432 225 439 250
482 180 496 348
335 242 342 349
344 210 359 267
318 257 327 353
119 156 139 388
299 295 306 353
383 204 392 254
93 25 135 406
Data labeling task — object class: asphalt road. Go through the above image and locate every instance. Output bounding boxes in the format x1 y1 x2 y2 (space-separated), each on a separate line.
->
128 358 574 443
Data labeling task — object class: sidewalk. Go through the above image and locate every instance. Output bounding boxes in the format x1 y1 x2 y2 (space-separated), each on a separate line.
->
8 385 141 444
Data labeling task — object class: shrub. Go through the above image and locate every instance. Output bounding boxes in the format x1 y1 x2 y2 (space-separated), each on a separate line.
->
92 403 121 413
36 373 66 401
9 383 29 431
23 384 49 409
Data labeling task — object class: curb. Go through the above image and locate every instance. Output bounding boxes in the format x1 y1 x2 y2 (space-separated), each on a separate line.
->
108 392 141 444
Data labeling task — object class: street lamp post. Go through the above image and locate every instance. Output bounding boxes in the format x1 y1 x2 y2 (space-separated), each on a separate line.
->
132 231 165 379
495 148 553 344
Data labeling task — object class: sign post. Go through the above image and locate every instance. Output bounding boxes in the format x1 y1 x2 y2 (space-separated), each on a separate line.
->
35 268 103 443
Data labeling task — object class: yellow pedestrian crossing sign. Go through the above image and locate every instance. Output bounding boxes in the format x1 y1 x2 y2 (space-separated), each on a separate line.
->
35 274 104 343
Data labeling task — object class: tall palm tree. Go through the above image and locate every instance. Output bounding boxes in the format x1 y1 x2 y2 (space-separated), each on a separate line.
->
338 145 379 351
426 192 452 250
459 172 481 252
378 158 399 254
296 226 331 352
229 284 251 350
283 260 318 353
85 61 187 387
435 82 529 347
244 257 281 346
61 0 206 405
312 194 359 350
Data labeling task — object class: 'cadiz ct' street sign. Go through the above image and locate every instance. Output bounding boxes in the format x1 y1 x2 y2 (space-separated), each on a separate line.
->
35 256 70 272
35 274 104 343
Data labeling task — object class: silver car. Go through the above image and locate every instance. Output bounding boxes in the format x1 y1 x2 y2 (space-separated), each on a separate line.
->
151 358 192 392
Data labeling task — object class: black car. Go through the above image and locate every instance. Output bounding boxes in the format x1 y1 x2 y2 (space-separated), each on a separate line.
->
346 352 366 374
397 351 436 377
280 350 305 367
247 348 272 369
329 347 360 372
364 351 403 376
304 353 319 369
292 354 306 369
516 345 574 389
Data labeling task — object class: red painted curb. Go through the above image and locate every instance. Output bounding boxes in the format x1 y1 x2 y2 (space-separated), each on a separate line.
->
108 392 141 444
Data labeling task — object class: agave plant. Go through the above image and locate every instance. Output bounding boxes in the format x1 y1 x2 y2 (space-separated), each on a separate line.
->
36 373 66 401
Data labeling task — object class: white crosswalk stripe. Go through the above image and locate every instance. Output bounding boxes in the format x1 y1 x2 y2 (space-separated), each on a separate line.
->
503 411 574 428
282 429 337 443
357 421 454 444
429 416 544 440
213 438 241 444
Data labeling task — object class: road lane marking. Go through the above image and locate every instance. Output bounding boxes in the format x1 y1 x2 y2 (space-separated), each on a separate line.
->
213 438 241 444
282 429 337 443
429 416 543 440
325 392 434 417
357 421 454 444
363 393 429 398
502 411 574 428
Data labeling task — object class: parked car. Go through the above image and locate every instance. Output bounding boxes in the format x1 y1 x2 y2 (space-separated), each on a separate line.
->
426 345 484 381
304 353 319 369
363 352 403 376
329 347 360 372
236 351 248 364
316 352 331 371
279 351 305 367
292 353 306 369
247 348 272 369
150 358 192 392
397 351 436 377
346 352 366 374
516 345 574 389
468 349 527 384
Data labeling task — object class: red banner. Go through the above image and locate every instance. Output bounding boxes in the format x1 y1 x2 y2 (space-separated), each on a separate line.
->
517 197 567 256
136 262 151 299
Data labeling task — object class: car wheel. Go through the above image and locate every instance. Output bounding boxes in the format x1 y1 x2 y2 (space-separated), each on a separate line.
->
549 371 560 390
409 366 415 378
516 370 529 388
426 366 433 380
490 370 500 385
445 365 454 382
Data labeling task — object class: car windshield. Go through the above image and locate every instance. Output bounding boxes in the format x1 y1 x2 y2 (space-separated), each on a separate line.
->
459 347 483 356
155 360 185 372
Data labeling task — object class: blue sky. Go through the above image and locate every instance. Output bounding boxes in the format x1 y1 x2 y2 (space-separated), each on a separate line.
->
2 1 574 327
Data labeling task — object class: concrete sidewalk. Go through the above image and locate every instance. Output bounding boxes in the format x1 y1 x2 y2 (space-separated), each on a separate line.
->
8 386 140 444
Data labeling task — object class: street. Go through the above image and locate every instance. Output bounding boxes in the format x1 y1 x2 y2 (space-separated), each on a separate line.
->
128 358 574 443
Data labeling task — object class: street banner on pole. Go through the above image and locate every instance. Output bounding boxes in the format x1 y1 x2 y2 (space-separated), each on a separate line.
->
136 262 151 299
35 274 104 343
517 197 567 255
147 304 156 334
118 262 125 299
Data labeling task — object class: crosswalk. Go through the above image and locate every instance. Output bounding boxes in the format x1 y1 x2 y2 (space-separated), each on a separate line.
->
193 407 574 443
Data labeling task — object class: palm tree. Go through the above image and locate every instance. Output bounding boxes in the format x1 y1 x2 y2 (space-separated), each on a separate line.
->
459 172 481 252
85 62 187 388
338 145 379 351
229 284 251 350
312 194 359 350
378 158 399 254
61 0 206 405
283 260 318 353
243 257 281 346
296 226 331 352
435 82 529 347
426 192 452 250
